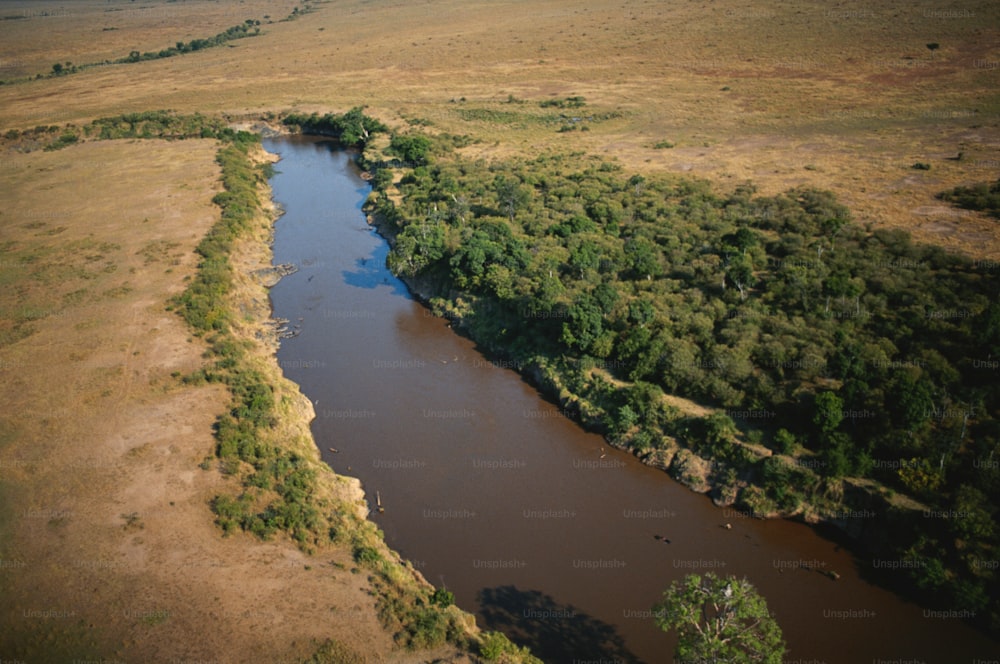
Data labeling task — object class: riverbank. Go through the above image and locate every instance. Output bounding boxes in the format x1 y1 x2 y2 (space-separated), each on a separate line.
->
0 131 487 662
178 133 495 660
0 137 387 662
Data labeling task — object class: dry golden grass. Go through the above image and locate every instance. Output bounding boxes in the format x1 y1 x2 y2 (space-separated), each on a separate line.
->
0 0 300 79
1 0 997 255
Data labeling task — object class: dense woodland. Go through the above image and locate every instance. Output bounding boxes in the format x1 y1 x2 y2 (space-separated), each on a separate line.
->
354 127 1000 633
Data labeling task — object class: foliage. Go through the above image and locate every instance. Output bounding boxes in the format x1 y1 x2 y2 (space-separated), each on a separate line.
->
653 573 785 663
172 135 261 333
302 639 366 664
479 631 543 663
89 110 238 141
387 134 432 165
26 21 263 84
43 131 79 151
166 132 339 551
368 141 1000 633
369 575 468 651
539 96 586 109
118 20 261 64
937 179 1000 218
430 587 455 607
282 108 387 148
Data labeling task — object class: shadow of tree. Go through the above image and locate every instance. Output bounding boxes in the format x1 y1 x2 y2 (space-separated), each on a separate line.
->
478 585 642 663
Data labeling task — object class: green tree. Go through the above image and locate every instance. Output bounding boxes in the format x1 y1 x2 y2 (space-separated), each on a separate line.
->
624 236 661 280
495 176 531 222
389 134 432 164
812 391 843 436
888 371 934 431
561 294 604 353
654 573 785 664
727 255 756 301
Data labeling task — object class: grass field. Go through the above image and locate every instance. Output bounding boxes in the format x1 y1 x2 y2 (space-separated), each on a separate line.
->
0 0 997 660
1 0 998 256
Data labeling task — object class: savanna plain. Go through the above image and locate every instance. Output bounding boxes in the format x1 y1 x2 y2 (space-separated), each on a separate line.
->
0 0 998 662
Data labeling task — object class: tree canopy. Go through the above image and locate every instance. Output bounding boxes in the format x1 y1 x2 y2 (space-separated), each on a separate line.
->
654 573 785 664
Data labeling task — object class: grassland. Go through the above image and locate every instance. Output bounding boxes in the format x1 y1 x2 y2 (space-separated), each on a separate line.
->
1 0 998 256
0 0 998 660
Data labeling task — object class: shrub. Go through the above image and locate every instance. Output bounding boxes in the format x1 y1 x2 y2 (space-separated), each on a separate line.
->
430 587 454 607
353 545 382 566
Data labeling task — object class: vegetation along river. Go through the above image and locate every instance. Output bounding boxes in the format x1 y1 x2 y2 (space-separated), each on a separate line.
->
263 135 999 663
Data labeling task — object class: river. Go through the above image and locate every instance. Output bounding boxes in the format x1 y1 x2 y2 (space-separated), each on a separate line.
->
263 135 999 664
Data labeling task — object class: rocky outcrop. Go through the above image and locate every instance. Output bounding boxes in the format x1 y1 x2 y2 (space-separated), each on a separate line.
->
253 262 297 287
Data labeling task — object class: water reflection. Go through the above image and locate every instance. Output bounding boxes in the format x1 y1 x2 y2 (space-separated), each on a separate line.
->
341 241 408 296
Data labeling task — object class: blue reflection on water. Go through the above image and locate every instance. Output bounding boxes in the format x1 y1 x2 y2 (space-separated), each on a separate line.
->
341 232 409 297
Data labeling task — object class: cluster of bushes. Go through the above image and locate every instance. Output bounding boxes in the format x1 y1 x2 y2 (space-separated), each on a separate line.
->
43 131 78 151
50 61 77 76
452 104 619 133
89 110 238 141
479 631 543 663
282 1 318 22
938 178 1000 218
387 134 432 166
539 96 586 109
347 526 470 651
369 141 1000 634
172 135 260 333
1 21 263 84
118 20 260 64
4 112 242 150
282 108 388 148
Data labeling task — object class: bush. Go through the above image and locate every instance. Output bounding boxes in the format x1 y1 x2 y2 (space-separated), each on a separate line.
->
282 107 387 147
430 587 454 607
388 134 432 165
353 545 382 566
479 631 541 663
774 428 798 454
937 178 1000 217
303 639 366 664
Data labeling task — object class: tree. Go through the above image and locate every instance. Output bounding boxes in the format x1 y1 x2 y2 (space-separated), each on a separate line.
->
389 134 432 164
628 173 646 194
495 176 531 222
727 256 756 301
624 236 661 280
812 391 843 436
561 294 604 353
654 573 785 664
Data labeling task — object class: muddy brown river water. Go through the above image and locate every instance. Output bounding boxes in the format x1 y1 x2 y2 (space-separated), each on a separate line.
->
264 135 999 663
